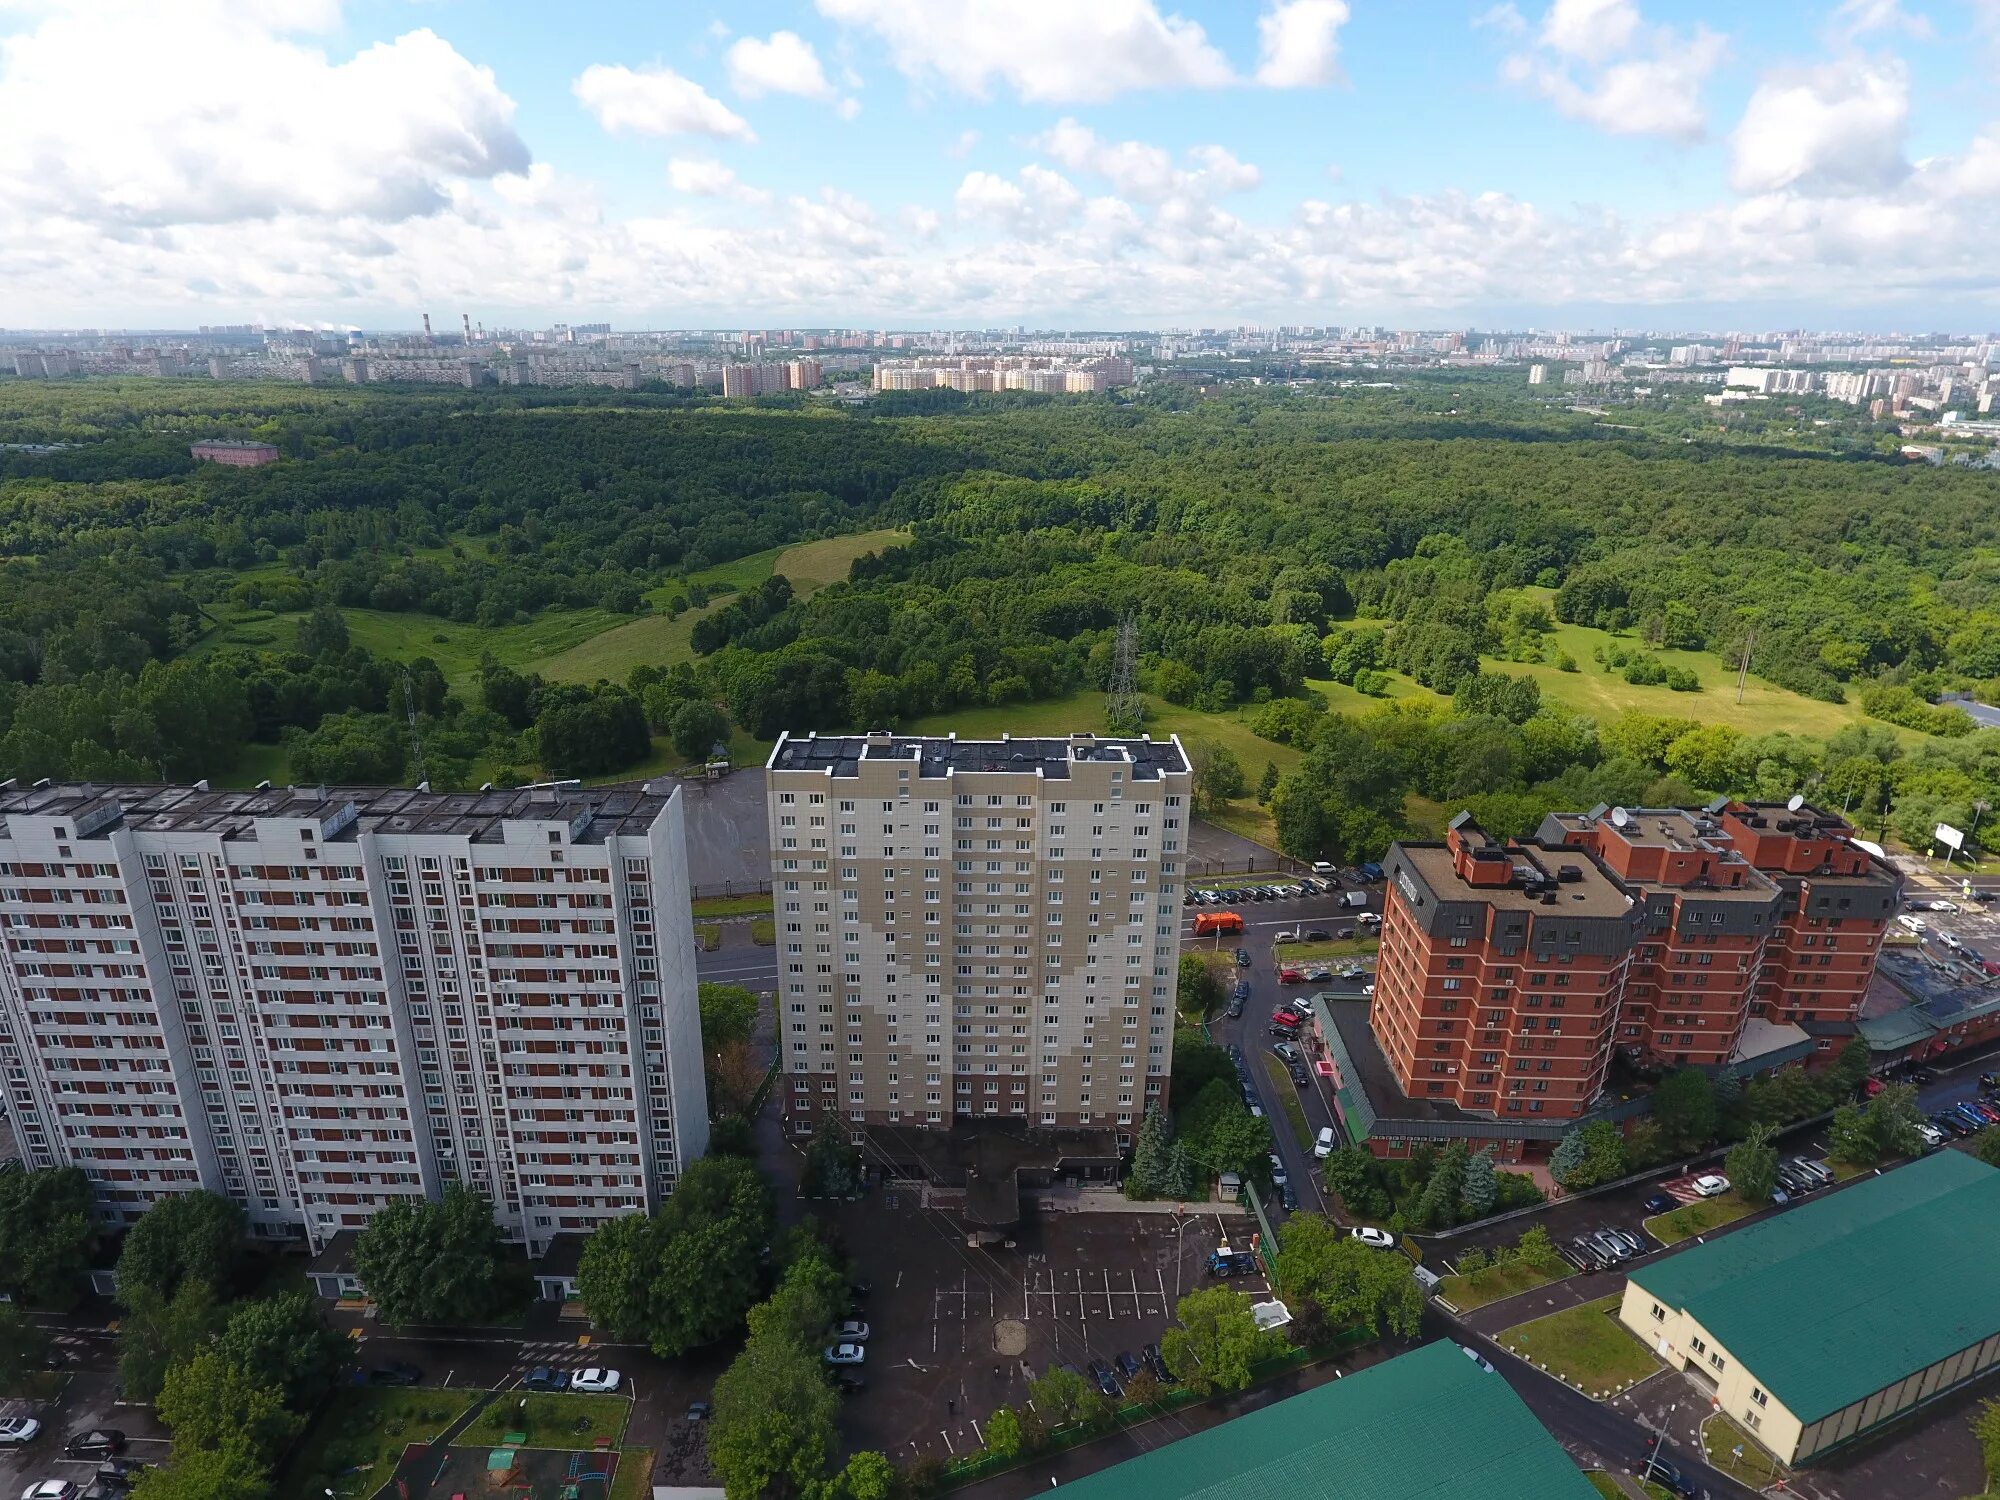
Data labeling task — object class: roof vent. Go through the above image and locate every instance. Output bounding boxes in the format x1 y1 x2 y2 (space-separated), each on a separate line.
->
1557 865 1584 883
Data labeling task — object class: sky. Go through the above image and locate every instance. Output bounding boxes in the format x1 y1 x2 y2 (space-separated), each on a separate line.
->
2 0 1999 331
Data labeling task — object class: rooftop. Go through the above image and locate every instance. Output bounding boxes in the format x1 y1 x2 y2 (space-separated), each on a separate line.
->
1047 1340 1599 1500
1397 839 1635 920
0 780 676 845
766 730 1188 781
1630 1150 2000 1423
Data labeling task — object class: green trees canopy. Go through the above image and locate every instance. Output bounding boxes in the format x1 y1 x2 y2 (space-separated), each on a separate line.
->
1159 1286 1286 1396
115 1189 245 1307
350 1183 505 1326
0 1167 97 1309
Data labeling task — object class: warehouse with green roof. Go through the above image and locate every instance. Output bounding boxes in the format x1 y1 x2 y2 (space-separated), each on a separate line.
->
1619 1149 2000 1465
1046 1340 1599 1500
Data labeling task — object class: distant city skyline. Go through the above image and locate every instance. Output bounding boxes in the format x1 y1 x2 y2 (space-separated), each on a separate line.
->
3 0 1999 328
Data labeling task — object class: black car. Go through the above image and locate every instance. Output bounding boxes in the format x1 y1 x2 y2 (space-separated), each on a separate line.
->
1226 997 1245 1018
1569 1236 1611 1271
521 1366 566 1391
1232 981 1252 1001
1640 1457 1707 1499
1305 928 1331 942
1935 1112 1974 1138
1279 1182 1299 1211
366 1363 423 1387
836 1373 866 1393
1114 1350 1142 1381
1085 1359 1121 1398
1643 1191 1675 1214
1234 948 1252 966
1288 1064 1310 1087
1142 1342 1172 1382
66 1430 128 1459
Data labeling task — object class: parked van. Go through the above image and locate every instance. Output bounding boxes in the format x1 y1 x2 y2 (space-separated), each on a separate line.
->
1788 1157 1834 1188
1339 891 1370 910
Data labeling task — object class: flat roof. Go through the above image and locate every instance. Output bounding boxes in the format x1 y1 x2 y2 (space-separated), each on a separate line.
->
1630 1151 2000 1423
0 780 675 845
1048 1340 1599 1500
1398 840 1635 919
766 731 1187 781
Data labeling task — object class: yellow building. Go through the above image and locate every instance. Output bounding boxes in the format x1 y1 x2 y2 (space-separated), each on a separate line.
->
1619 1150 2000 1465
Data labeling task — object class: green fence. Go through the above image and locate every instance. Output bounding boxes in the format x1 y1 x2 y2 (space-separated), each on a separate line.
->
934 1329 1375 1491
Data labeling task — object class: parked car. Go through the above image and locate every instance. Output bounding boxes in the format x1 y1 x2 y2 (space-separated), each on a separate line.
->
1934 1112 1975 1138
1272 1041 1301 1065
1458 1345 1497 1374
1350 1226 1396 1250
64 1433 126 1460
1303 964 1332 982
1234 949 1252 967
1691 1174 1730 1198
0 1418 40 1446
1589 1229 1633 1263
521 1366 566 1392
1278 967 1305 984
1305 928 1332 941
1643 1192 1675 1215
1602 1227 1643 1258
1279 1182 1299 1211
1114 1350 1142 1381
1142 1343 1172 1382
1314 1126 1338 1159
823 1343 866 1366
1232 981 1252 1002
686 1401 713 1420
835 1374 866 1394
1287 1064 1311 1087
19 1483 78 1500
835 1320 870 1342
1570 1237 1611 1271
1775 1163 1817 1196
1897 913 1928 933
1226 996 1245 1019
366 1363 422 1387
1356 911 1382 929
1085 1359 1120 1398
570 1368 622 1393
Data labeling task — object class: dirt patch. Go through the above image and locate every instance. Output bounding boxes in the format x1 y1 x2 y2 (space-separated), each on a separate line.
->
992 1319 1028 1357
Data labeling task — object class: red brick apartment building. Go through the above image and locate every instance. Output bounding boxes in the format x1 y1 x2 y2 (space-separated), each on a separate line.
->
1369 802 1900 1128
189 438 280 466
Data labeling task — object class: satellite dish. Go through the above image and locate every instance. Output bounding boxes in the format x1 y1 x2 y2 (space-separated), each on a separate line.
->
1786 793 1805 812
1610 806 1630 828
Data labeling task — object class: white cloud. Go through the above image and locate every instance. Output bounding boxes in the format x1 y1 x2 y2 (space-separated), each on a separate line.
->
665 156 771 203
1032 119 1259 201
725 30 834 99
953 165 1084 230
0 2 527 227
1825 0 1932 43
813 0 1234 102
1730 59 1910 195
1255 0 1349 88
1503 0 1724 140
572 63 756 142
945 129 981 159
1471 3 1527 34
837 96 862 120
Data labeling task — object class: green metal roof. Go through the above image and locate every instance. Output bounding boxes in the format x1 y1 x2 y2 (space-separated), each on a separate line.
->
1629 1150 2000 1423
1048 1341 1599 1500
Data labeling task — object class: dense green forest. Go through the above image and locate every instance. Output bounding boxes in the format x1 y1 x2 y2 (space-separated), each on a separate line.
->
2 375 1997 859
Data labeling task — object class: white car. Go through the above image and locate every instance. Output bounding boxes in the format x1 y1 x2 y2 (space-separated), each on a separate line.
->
1350 1227 1396 1250
824 1342 866 1366
0 1418 40 1446
21 1483 79 1500
1898 914 1927 933
1692 1174 1731 1198
835 1320 870 1342
1931 900 1962 913
1313 1126 1338 1160
1459 1344 1497 1374
569 1367 621 1393
1356 912 1382 929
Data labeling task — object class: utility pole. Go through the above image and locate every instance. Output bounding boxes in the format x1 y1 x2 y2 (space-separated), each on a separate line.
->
1734 628 1756 705
1105 614 1143 736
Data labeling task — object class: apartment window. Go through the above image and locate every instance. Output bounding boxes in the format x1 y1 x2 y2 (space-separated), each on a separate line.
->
1649 1303 1665 1323
1750 1387 1767 1408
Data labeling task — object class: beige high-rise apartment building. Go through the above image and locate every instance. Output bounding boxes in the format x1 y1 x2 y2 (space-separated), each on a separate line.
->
765 732 1191 1139
0 781 707 1255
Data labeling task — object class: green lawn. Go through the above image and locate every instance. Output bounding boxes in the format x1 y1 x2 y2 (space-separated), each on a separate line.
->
694 924 721 951
1273 936 1379 964
1498 1296 1659 1394
1437 1258 1572 1312
1586 1476 1670 1500
1190 872 1299 892
1257 1051 1314 1151
749 918 776 945
1700 1412 1788 1489
690 893 774 919
464 1392 629 1449
282 1386 479 1500
610 1449 655 1500
1644 1192 1758 1246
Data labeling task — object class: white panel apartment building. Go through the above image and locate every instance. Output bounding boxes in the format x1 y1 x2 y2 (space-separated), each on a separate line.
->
0 781 707 1254
765 732 1191 1137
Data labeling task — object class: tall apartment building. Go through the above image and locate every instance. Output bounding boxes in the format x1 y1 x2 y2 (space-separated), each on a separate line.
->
1371 802 1899 1123
764 733 1190 1138
0 781 707 1254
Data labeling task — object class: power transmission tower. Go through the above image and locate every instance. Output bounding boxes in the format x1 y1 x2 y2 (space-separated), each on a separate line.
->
1734 628 1756 704
402 667 427 787
1105 615 1143 735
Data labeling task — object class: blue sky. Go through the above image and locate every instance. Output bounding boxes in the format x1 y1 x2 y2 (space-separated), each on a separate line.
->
3 0 1998 328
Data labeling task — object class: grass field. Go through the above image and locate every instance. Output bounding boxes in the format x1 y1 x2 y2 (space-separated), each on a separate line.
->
690 893 774 919
1644 1191 1758 1245
1273 936 1379 964
1701 1412 1787 1489
609 1449 655 1500
534 528 908 687
464 1392 629 1448
1498 1296 1658 1393
283 1386 479 1500
1436 1258 1572 1313
1258 1051 1314 1150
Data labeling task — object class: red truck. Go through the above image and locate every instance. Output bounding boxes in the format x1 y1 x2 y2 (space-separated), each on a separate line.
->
1193 911 1245 936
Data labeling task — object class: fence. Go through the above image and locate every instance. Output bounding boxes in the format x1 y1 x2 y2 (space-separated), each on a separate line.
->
933 1329 1376 1491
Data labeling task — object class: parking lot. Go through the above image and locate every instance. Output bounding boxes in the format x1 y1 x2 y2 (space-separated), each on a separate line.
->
0 1369 171 1498
809 1192 1263 1462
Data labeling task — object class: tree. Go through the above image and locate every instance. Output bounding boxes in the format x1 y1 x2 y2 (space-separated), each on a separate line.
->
576 1213 655 1340
0 1167 97 1309
1825 1040 1873 1101
128 1444 271 1500
114 1189 244 1308
746 1254 846 1352
119 1280 225 1403
1320 1146 1392 1220
709 1335 840 1500
1460 1145 1498 1219
1549 1120 1627 1192
1272 1215 1422 1338
351 1183 504 1327
1649 1068 1719 1157
1160 1286 1284 1396
1027 1365 1095 1427
1826 1104 1874 1167
157 1350 302 1465
1725 1123 1780 1205
1176 1080 1274 1180
1163 1140 1202 1202
1170 1026 1235 1103
295 599 349 659
1516 1226 1567 1278
1256 761 1281 803
670 700 732 762
1412 1142 1470 1229
802 1114 863 1198
1190 741 1246 816
1974 1397 2000 1488
983 1405 1023 1459
1175 953 1222 1020
831 1451 896 1500
699 982 759 1047
0 1305 52 1391
1864 1083 1928 1161
217 1291 346 1410
1127 1105 1172 1200
1976 1130 2000 1169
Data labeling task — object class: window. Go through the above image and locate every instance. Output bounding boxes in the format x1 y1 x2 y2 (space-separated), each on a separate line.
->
1750 1387 1767 1408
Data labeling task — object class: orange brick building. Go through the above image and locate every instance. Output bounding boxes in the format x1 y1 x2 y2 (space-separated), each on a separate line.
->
1370 802 1900 1128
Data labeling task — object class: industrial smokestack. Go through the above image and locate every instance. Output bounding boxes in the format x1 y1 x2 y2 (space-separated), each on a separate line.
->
421 312 432 338
462 312 472 343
